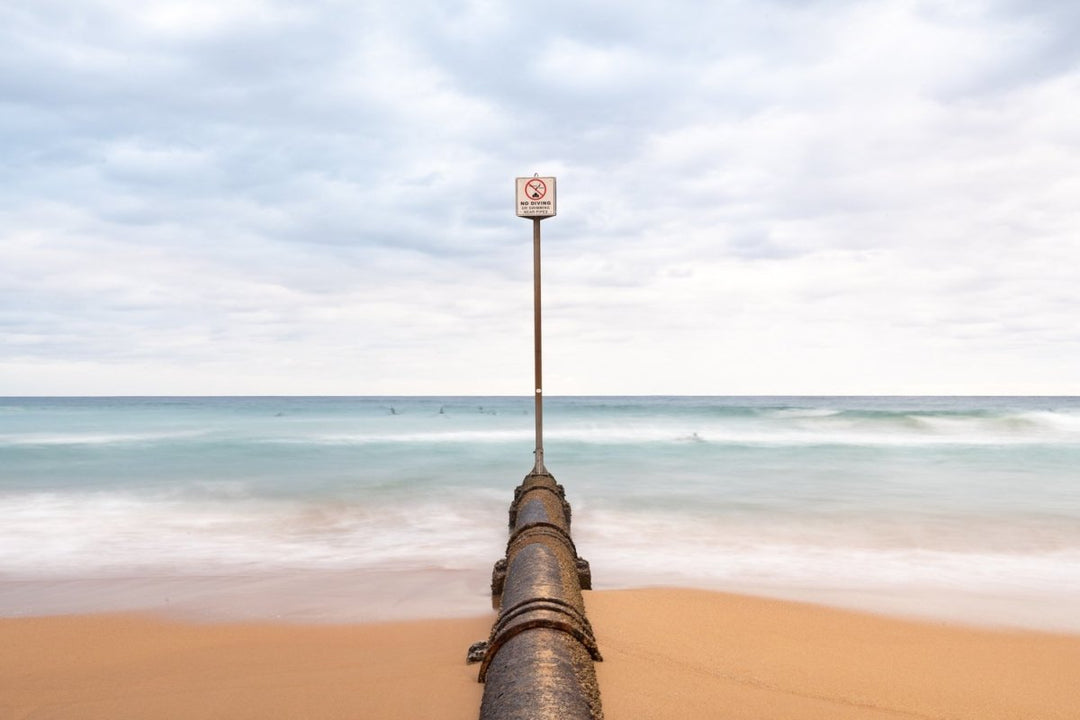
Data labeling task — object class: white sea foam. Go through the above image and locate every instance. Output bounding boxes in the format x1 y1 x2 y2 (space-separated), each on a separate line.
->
0 430 207 447
1014 409 1080 433
298 429 534 445
270 410 1080 448
571 508 1080 630
0 492 506 576
766 408 843 419
4 490 1079 626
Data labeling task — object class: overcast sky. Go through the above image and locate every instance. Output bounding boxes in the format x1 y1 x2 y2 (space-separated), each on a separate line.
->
2 0 1078 396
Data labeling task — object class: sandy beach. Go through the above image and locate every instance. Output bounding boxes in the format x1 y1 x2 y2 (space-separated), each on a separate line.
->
3 588 1079 720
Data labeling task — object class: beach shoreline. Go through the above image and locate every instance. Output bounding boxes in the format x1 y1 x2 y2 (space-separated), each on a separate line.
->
6 566 1079 634
3 587 1078 720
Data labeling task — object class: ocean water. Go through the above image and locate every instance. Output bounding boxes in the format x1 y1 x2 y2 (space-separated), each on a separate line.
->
1 396 1078 629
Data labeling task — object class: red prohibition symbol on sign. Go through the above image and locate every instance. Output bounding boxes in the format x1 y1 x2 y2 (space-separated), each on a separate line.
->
525 178 547 200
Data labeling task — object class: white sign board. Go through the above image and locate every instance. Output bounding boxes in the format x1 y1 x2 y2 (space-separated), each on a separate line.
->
516 176 556 218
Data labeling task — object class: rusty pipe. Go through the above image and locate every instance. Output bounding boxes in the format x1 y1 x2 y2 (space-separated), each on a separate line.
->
473 472 603 719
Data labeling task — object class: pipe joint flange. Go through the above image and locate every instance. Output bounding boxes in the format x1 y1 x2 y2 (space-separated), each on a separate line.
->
492 595 591 636
478 597 603 682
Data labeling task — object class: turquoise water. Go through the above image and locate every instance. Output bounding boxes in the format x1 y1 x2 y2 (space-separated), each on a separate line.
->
1 396 1078 627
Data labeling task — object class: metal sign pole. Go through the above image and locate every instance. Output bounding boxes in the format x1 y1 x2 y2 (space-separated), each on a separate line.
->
515 175 555 476
532 217 545 475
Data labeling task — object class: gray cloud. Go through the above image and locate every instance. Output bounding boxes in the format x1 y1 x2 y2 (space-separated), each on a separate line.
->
2 0 1078 394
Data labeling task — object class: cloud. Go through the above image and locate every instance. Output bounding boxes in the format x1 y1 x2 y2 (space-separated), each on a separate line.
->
2 0 1078 394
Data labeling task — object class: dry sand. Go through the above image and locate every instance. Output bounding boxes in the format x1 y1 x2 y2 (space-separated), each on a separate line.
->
589 588 1080 720
2 588 1078 719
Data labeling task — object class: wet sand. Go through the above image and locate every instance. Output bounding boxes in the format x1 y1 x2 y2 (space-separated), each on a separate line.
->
3 588 1078 719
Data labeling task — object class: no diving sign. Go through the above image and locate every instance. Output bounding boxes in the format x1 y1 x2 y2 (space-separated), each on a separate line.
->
516 176 556 218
